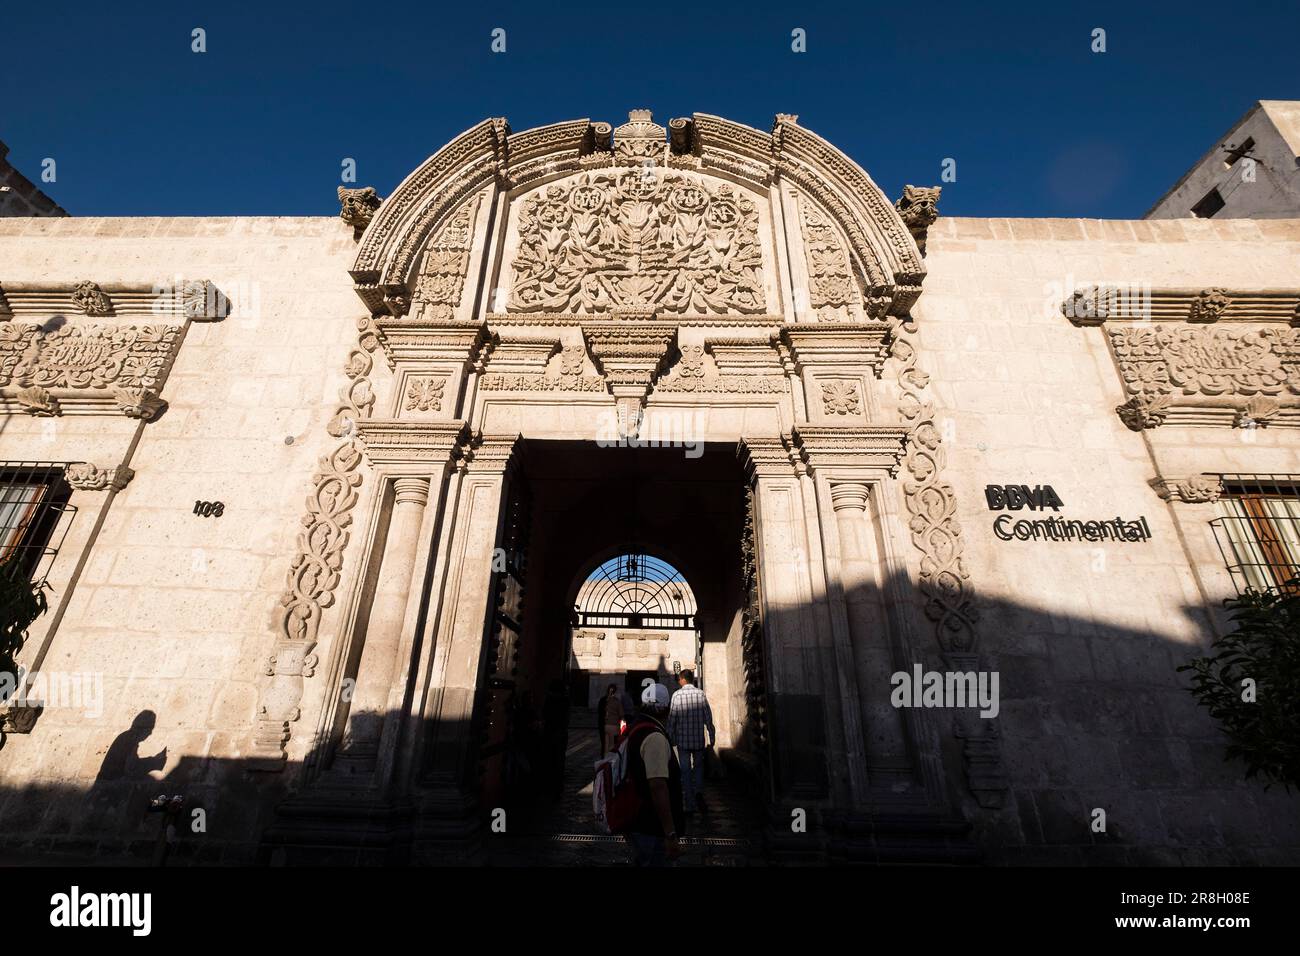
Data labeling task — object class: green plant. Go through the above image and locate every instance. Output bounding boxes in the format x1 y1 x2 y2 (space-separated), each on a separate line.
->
0 558 50 706
1178 581 1300 790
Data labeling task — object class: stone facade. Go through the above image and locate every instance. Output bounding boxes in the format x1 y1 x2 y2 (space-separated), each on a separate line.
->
1 111 1298 865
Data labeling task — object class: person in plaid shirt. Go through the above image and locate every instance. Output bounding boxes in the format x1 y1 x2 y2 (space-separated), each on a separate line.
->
667 670 715 815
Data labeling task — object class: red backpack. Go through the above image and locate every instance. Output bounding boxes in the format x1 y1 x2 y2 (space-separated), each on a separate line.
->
592 720 657 834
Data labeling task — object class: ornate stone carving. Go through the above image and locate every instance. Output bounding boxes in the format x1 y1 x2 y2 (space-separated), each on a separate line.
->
508 169 765 315
0 323 181 392
414 194 480 322
1188 288 1232 323
251 338 378 769
337 186 382 235
889 315 1001 805
71 280 112 316
612 109 666 166
820 380 861 415
894 186 941 256
15 384 58 416
405 376 446 412
653 341 786 394
65 462 135 491
1115 394 1172 431
1149 475 1223 503
1109 326 1298 398
798 193 861 321
1235 395 1281 428
113 387 165 420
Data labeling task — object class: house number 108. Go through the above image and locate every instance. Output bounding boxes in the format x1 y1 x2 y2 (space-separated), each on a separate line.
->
194 500 225 517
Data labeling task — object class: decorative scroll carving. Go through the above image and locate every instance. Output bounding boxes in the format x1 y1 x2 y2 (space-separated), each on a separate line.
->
405 376 446 412
113 387 165 420
415 195 480 322
65 463 135 491
889 314 1003 807
894 185 941 257
820 380 861 415
1188 288 1231 323
338 186 382 235
71 281 112 316
1149 475 1223 503
251 335 378 769
1116 394 1172 431
0 323 181 391
798 193 861 321
508 169 765 315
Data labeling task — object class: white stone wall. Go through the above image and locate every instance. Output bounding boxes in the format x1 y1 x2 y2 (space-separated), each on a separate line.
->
0 216 360 858
914 216 1300 862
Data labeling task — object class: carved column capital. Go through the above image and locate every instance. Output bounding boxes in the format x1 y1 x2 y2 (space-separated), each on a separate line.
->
829 482 870 513
392 476 431 507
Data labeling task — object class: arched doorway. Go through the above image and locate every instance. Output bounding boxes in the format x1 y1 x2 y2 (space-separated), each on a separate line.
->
472 439 767 861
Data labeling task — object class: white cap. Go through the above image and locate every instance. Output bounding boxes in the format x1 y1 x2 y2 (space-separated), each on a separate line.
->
641 682 671 709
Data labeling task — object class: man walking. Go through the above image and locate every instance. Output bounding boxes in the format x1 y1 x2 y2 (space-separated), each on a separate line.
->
667 670 715 816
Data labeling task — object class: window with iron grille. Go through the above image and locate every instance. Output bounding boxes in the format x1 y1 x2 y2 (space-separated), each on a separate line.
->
1211 475 1300 594
0 462 77 586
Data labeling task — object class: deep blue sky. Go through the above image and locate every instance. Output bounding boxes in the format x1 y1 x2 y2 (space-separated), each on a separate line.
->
4 0 1297 218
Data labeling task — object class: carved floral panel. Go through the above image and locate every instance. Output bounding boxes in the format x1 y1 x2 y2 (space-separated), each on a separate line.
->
1108 326 1299 398
0 323 182 390
508 171 766 315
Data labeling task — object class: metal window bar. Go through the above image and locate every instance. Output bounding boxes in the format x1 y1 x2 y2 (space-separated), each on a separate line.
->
1210 474 1300 594
0 462 77 587
573 552 697 630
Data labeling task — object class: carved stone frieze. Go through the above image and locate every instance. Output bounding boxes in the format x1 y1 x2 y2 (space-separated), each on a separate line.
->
65 462 135 491
0 323 181 391
1062 285 1300 326
652 342 786 394
1108 325 1298 429
508 169 765 315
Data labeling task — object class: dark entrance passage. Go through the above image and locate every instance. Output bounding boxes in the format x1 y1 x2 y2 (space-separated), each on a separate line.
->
474 439 769 864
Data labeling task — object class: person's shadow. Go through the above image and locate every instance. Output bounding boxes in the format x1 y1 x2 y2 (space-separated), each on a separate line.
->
94 710 167 783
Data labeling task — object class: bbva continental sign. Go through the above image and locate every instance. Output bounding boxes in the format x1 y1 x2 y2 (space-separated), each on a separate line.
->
985 484 1152 544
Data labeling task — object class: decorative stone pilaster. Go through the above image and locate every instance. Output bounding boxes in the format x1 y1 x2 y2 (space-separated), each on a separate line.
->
337 477 431 771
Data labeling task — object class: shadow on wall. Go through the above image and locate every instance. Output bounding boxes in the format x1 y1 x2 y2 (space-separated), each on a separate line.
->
0 571 1298 866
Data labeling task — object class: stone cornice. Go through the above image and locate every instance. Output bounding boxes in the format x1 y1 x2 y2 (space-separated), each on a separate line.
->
372 318 493 369
0 279 227 321
1062 285 1300 326
791 424 909 477
355 418 470 465
777 323 893 376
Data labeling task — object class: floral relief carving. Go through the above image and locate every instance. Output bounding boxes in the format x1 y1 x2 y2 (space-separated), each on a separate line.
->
798 193 860 322
508 169 766 315
1109 326 1298 398
415 195 480 322
405 376 446 412
65 463 135 491
1188 288 1232 323
0 323 182 391
820 380 861 415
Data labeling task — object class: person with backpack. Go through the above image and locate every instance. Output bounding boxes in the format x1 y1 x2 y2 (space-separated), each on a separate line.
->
593 682 685 865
